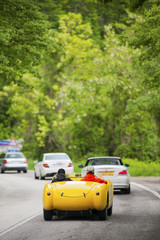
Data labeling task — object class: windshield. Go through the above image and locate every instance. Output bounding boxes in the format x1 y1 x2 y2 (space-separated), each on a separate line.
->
87 158 121 166
6 153 25 158
44 154 70 160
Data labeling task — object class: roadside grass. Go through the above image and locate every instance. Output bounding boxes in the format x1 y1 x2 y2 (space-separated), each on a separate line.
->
28 159 35 170
122 158 160 176
28 158 160 176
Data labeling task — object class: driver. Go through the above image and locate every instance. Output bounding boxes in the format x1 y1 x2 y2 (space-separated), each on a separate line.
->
51 168 72 183
81 166 107 184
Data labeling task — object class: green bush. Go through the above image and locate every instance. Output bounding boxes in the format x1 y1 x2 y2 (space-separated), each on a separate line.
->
122 158 160 176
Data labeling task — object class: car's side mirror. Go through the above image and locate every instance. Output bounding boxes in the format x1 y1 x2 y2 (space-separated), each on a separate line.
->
78 164 83 168
125 164 130 167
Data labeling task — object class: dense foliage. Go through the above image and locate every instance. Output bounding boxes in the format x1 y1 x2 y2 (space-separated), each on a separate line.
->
0 0 50 88
0 0 160 163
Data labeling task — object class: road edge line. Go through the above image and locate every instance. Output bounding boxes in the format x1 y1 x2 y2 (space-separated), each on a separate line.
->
0 211 42 237
131 182 160 199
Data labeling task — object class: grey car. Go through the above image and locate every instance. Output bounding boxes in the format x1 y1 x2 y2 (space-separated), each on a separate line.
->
0 152 28 173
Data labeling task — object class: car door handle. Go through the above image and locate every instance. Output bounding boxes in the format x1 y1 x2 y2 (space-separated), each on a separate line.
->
61 191 64 197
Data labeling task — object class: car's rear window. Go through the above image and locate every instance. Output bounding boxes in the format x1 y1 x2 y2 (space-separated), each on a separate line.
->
6 153 25 158
88 158 121 166
44 154 70 160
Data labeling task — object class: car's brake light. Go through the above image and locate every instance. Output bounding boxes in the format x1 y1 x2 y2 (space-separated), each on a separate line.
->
119 170 127 175
24 160 27 164
3 160 7 164
43 164 49 168
68 163 73 167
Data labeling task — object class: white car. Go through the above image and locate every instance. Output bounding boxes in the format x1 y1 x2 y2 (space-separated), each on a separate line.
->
34 153 74 180
0 151 28 173
79 156 130 194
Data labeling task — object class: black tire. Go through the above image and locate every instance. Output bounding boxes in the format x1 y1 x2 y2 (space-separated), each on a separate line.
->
17 170 21 173
34 171 38 179
99 206 107 220
39 173 45 180
108 204 113 216
23 169 27 173
124 185 131 194
43 209 53 221
0 168 4 173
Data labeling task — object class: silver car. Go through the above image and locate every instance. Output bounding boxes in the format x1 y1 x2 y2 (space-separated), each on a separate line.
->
34 153 74 180
0 152 28 173
79 156 130 194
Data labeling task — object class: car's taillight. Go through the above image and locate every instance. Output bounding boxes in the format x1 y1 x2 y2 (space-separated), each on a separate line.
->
43 164 49 168
68 163 73 167
3 160 7 164
119 170 127 175
24 160 27 164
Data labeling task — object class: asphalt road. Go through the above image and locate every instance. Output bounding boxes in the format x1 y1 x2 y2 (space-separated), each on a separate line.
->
0 171 160 240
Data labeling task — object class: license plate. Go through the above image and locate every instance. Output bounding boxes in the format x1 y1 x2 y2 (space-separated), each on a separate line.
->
53 163 63 166
101 171 114 175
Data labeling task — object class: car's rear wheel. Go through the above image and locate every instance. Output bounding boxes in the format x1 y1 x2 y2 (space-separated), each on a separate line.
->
99 206 107 220
108 204 113 216
124 185 131 194
34 171 38 179
23 169 27 173
43 209 53 221
39 173 45 180
0 168 4 173
17 170 21 173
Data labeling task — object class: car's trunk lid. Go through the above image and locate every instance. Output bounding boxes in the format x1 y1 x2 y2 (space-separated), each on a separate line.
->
6 158 25 165
44 160 70 168
53 181 97 198
94 165 126 177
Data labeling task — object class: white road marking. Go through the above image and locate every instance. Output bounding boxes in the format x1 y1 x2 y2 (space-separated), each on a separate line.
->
131 182 160 199
0 211 42 237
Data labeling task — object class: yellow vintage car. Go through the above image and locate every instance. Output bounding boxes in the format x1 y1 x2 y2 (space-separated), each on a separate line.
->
43 176 113 221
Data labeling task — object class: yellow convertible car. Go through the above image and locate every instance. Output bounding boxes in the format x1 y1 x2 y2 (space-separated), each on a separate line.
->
43 177 113 221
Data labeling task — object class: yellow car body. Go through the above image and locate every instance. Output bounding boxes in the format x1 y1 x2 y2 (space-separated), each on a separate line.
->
43 177 113 220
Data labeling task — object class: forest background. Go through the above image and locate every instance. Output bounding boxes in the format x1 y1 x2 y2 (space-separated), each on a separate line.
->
0 0 160 175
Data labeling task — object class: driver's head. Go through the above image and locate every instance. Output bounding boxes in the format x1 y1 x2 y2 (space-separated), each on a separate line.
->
58 168 65 175
87 166 94 175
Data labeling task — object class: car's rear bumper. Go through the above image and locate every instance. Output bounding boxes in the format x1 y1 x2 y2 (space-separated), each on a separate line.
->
1 162 28 170
113 184 130 190
2 166 28 171
45 172 56 177
103 176 130 190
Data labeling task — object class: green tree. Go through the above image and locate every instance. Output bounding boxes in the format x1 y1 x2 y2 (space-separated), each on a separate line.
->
38 13 105 157
1 1 159 163
125 0 160 156
38 0 130 44
101 25 159 160
0 0 50 87
39 14 158 160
